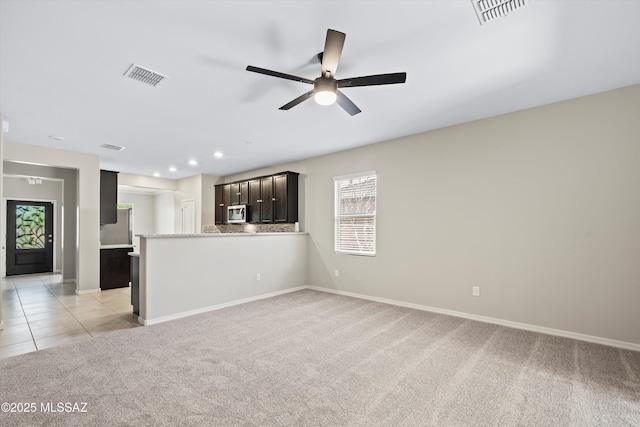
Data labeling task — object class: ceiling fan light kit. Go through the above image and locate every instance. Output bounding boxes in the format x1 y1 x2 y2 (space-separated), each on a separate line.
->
246 29 407 116
314 78 338 105
315 91 337 106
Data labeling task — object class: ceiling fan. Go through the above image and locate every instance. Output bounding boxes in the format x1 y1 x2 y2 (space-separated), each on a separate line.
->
246 29 407 116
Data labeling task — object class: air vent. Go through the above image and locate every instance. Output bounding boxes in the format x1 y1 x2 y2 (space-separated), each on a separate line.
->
123 63 168 87
101 143 126 151
472 0 531 25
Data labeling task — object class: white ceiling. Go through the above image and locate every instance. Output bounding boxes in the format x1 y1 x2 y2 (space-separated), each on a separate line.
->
1 1 639 179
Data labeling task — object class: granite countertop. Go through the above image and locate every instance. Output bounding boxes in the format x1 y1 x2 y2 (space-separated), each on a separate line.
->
100 244 135 249
138 232 307 239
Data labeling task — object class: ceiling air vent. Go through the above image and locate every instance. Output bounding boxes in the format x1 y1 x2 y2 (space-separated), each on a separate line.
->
472 0 531 25
101 143 126 151
123 63 168 87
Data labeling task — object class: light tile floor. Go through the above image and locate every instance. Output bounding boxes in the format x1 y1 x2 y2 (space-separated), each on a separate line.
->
0 273 140 360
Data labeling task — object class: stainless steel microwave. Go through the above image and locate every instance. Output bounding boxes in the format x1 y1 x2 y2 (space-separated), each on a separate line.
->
227 205 247 223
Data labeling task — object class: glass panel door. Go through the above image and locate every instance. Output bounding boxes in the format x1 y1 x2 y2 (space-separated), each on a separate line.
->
15 205 46 249
6 200 54 276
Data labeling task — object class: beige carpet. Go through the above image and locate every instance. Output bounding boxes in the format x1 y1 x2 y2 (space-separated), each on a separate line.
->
0 289 638 426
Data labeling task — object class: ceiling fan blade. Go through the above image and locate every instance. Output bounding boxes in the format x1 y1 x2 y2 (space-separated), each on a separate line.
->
246 66 314 85
279 89 315 110
337 72 407 88
322 29 346 76
336 90 361 116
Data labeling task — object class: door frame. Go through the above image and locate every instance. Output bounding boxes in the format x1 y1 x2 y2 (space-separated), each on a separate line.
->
3 197 58 278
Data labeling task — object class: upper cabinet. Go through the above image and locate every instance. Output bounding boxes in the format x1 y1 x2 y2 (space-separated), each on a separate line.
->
258 176 274 223
100 170 118 224
248 179 261 224
215 171 299 224
214 185 225 225
230 181 249 206
273 173 295 223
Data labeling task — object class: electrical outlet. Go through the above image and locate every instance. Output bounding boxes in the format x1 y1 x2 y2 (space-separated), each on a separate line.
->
334 270 340 277
472 286 480 297
256 273 261 282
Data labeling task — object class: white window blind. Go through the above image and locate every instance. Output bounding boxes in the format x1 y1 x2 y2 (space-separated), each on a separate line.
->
334 171 376 256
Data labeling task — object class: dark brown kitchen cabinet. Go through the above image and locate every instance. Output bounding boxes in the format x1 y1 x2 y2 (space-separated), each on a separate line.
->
273 173 291 223
100 170 118 224
248 179 261 223
214 184 233 225
250 172 298 224
215 171 299 225
215 185 224 225
100 248 132 290
259 176 274 222
229 181 249 206
216 182 248 224
221 184 231 223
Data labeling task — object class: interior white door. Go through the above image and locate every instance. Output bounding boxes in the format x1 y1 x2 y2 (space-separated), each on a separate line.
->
181 199 195 234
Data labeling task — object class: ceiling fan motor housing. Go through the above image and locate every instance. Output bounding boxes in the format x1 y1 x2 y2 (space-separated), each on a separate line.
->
315 77 337 93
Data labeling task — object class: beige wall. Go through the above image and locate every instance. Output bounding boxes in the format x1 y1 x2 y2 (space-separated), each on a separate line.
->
200 174 218 228
139 233 307 323
154 191 175 234
227 85 640 346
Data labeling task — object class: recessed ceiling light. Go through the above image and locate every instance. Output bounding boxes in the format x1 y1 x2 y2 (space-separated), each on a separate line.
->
169 167 177 172
49 135 65 141
153 172 160 177
213 151 223 158
188 160 198 166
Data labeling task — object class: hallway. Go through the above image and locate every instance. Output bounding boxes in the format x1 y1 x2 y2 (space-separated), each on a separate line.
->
0 274 140 359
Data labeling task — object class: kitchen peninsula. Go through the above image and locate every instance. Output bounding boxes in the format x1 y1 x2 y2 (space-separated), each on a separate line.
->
136 232 307 325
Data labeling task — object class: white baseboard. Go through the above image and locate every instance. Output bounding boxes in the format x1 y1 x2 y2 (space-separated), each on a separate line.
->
75 288 101 295
63 279 77 285
134 284 639 351
142 286 307 326
306 286 640 352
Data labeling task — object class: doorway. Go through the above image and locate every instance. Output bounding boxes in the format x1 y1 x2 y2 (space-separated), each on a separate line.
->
6 200 54 276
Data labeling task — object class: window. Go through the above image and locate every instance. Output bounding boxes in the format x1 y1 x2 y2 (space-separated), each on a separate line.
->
334 171 377 256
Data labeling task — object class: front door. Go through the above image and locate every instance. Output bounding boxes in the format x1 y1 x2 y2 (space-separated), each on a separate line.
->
6 200 54 276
